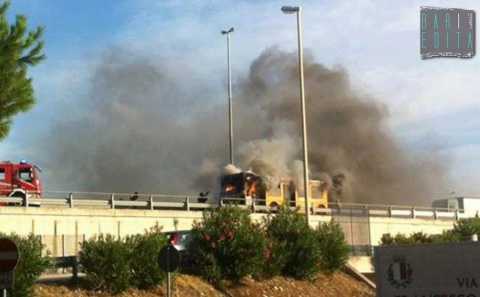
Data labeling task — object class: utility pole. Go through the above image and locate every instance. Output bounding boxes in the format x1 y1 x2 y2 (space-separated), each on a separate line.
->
221 27 235 165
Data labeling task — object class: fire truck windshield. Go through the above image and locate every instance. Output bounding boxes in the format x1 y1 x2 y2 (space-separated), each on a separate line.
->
19 168 34 183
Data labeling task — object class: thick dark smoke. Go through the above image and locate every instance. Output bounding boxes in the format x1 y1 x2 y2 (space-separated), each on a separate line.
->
236 49 448 205
43 47 447 205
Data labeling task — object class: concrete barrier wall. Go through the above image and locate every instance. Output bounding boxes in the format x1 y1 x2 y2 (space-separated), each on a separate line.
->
0 207 458 257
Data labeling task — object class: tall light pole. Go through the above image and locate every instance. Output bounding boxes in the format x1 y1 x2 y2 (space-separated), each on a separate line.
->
281 6 311 225
221 27 235 165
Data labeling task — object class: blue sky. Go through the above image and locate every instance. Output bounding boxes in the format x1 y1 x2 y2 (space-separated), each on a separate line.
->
2 0 480 195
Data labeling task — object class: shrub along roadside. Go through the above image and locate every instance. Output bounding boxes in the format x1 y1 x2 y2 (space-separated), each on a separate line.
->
263 207 349 279
187 206 266 286
0 233 51 297
264 207 322 279
80 235 132 294
79 225 169 294
127 225 168 289
316 221 350 274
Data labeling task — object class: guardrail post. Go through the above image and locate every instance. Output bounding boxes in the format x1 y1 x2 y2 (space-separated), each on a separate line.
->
110 193 115 209
455 209 460 221
24 191 29 208
433 208 438 220
363 205 369 216
185 196 190 211
68 193 74 208
387 206 392 217
411 207 416 219
149 195 154 210
251 200 256 213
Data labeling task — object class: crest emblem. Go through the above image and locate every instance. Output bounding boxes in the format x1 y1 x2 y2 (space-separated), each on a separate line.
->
387 257 413 288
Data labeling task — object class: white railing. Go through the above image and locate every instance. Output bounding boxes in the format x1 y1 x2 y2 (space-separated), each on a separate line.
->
0 191 470 220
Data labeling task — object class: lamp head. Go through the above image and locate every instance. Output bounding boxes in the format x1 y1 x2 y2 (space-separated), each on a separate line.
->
221 27 234 34
281 6 300 14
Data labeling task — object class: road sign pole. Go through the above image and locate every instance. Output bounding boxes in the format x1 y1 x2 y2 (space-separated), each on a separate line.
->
158 243 179 297
166 250 171 297
167 272 171 297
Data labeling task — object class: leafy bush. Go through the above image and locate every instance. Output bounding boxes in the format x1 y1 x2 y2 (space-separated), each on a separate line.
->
316 221 350 273
127 226 168 289
452 217 480 240
188 206 266 285
80 226 169 293
264 207 322 279
380 232 432 246
429 230 461 243
380 232 434 246
1 234 51 297
80 235 132 294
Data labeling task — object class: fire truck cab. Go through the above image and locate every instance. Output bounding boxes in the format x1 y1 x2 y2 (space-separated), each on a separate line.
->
0 161 42 199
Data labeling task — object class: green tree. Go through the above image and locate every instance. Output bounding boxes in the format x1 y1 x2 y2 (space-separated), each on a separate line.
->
0 1 44 139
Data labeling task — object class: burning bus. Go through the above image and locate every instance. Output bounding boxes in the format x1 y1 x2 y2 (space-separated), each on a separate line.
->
220 170 329 210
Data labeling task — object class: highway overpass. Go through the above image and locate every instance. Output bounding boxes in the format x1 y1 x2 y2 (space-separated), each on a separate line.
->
0 193 464 262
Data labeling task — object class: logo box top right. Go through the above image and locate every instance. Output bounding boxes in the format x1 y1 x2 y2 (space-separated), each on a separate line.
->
421 7 475 59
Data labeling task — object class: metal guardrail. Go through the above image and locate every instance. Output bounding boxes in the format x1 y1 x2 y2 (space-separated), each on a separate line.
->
0 191 470 220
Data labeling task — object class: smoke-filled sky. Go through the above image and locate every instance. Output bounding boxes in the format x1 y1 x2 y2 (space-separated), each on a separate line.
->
2 0 480 203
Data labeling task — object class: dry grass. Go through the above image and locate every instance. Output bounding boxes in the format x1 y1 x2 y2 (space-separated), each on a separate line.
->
34 272 374 297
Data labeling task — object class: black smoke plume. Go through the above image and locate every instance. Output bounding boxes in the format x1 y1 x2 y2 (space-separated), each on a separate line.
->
42 48 447 205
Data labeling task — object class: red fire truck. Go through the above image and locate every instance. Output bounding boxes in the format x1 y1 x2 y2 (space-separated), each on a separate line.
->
0 161 42 199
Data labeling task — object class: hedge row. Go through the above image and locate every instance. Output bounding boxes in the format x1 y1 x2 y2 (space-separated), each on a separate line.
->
187 206 350 286
381 217 480 246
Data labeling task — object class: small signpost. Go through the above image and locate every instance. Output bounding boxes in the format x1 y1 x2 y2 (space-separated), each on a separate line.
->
0 239 19 297
158 243 180 297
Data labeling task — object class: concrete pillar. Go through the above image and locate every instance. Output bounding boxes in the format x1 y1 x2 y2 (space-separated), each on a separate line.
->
53 220 58 257
75 221 79 255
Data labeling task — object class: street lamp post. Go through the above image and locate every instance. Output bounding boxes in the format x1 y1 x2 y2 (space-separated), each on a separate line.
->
281 6 311 225
221 27 235 165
